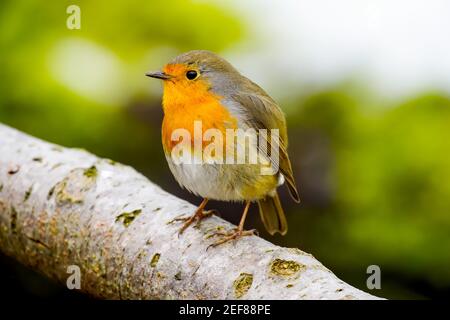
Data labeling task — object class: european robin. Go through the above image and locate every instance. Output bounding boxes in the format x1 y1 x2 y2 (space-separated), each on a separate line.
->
146 50 300 246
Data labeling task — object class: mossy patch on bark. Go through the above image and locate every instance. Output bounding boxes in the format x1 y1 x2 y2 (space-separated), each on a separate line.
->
83 166 98 178
53 168 98 205
55 180 83 205
233 273 253 298
150 253 160 268
115 209 142 227
270 259 305 277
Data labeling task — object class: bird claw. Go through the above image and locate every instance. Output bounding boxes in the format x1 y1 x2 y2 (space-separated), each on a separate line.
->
177 209 218 235
207 228 258 249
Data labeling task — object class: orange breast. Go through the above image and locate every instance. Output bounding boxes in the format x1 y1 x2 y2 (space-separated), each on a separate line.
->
161 79 237 153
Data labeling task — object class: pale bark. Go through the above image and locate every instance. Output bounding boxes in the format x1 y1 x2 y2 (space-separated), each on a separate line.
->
0 123 381 300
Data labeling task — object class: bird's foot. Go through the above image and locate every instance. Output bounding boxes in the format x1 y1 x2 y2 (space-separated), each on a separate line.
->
207 228 258 249
174 209 218 235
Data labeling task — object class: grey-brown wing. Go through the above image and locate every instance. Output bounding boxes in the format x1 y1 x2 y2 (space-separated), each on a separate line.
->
231 92 300 203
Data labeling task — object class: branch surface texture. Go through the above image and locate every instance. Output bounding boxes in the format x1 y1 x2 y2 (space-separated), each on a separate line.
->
0 123 381 299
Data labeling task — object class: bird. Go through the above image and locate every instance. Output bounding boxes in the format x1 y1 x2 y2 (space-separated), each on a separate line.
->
146 50 300 247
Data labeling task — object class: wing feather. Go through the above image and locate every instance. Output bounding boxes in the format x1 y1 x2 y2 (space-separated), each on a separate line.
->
230 90 300 203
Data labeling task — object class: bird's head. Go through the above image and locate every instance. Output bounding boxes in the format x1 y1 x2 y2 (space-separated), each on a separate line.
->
146 50 241 99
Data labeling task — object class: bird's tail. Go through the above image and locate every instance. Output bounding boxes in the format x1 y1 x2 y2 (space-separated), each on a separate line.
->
257 192 288 235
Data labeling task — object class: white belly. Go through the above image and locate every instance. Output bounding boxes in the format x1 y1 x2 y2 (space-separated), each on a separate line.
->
166 157 242 201
165 156 281 202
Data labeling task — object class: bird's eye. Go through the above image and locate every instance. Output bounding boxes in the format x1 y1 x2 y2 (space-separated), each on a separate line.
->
186 70 198 80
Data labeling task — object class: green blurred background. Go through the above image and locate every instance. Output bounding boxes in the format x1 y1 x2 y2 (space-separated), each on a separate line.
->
0 0 449 299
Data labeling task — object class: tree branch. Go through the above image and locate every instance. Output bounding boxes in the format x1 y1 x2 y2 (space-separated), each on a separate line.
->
0 123 381 299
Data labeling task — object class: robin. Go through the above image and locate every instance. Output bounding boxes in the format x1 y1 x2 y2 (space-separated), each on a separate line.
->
146 50 300 247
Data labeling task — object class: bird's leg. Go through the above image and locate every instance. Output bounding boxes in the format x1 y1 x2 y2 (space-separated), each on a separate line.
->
208 201 257 248
174 198 215 234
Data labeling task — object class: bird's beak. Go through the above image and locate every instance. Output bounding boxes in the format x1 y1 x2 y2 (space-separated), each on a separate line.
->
145 71 172 80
